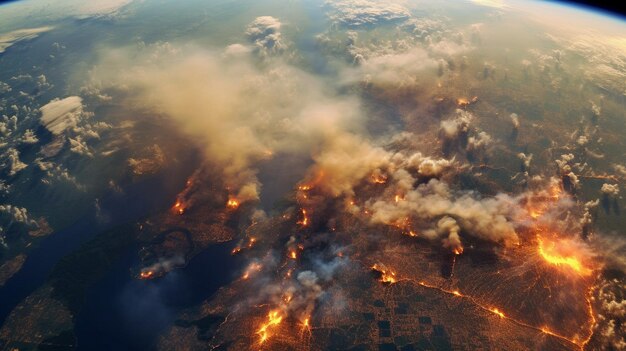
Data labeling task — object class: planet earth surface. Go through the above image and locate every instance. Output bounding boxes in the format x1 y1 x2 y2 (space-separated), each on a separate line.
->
0 0 625 350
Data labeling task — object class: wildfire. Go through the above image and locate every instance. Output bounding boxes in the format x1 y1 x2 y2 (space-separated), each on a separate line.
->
242 263 262 280
172 201 185 215
537 236 593 276
289 251 297 259
300 316 311 333
139 270 154 279
457 96 478 108
257 310 283 344
227 196 240 209
525 180 564 220
248 237 257 248
371 264 397 284
453 247 463 255
490 308 505 318
370 172 388 184
415 277 590 349
283 292 293 304
297 209 309 227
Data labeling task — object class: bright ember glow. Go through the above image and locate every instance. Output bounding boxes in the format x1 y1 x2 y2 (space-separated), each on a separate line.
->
537 236 593 276
227 197 240 209
139 270 153 279
490 308 505 318
257 310 283 344
297 209 309 227
371 173 387 184
371 264 397 284
172 201 185 215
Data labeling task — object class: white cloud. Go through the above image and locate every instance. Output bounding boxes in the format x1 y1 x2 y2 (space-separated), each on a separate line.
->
246 16 286 57
0 26 53 54
5 148 27 176
325 0 411 27
0 204 37 226
601 183 619 196
39 96 84 135
20 129 38 144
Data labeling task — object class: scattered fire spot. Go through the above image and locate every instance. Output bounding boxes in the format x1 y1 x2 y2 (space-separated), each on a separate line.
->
247 237 257 248
242 263 262 280
227 196 240 209
139 270 154 279
371 264 397 284
172 201 185 215
257 310 283 344
297 209 309 227
457 96 478 108
371 172 387 184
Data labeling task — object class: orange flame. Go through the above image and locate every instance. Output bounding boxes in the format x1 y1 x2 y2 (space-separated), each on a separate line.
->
537 236 593 276
297 209 309 227
172 201 185 215
247 237 257 248
227 197 240 209
139 270 154 279
371 173 387 184
290 251 297 259
490 308 505 318
372 264 397 284
257 310 283 344
242 263 262 280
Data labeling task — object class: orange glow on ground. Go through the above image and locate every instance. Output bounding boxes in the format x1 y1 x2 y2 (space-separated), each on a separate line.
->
371 264 397 284
537 236 593 276
139 270 154 279
257 310 283 344
297 209 309 227
226 197 240 209
490 308 505 318
413 279 589 349
247 237 257 248
371 173 387 184
242 263 262 280
172 201 185 215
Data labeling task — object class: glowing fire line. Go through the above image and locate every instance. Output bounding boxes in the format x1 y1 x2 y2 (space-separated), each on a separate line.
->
375 276 593 349
537 236 593 276
257 310 283 344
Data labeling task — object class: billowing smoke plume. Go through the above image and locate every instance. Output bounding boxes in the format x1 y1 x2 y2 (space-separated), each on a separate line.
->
85 20 362 204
